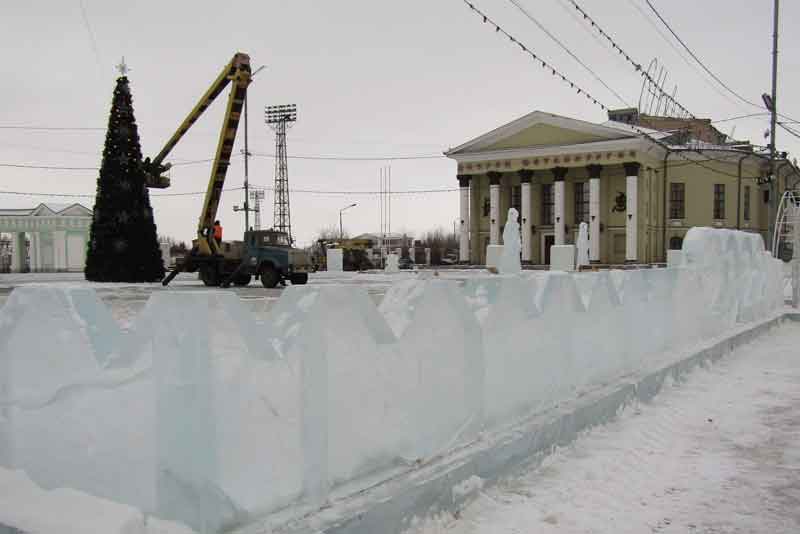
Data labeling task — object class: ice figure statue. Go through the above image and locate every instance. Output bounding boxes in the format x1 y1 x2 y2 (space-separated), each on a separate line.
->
385 253 399 273
499 208 521 274
576 222 590 267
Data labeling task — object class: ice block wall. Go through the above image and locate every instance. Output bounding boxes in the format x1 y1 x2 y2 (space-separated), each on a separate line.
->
0 228 785 532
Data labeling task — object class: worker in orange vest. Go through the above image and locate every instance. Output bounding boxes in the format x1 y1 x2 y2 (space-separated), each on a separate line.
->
213 220 223 244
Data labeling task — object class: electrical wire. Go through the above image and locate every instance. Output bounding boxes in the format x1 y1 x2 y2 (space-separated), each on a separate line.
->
0 187 245 199
712 113 770 124
78 0 104 73
506 0 629 106
250 152 444 161
561 0 694 118
0 185 458 199
643 0 763 110
622 0 743 109
461 1 765 180
0 125 104 131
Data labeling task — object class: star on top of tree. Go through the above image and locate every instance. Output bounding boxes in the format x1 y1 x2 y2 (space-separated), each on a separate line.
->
116 57 130 76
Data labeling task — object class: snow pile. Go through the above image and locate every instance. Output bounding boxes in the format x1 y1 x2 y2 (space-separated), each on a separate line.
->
0 228 786 532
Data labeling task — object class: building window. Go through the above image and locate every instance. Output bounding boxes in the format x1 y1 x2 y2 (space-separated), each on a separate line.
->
511 185 521 214
744 185 751 221
542 184 554 225
669 183 685 219
574 182 589 224
483 197 490 217
713 184 725 220
669 236 683 250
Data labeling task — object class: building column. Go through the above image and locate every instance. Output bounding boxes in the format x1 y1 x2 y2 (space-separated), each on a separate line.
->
587 164 602 263
9 233 24 273
488 171 501 245
53 230 67 271
552 167 567 245
519 169 534 263
458 174 471 263
29 232 38 272
624 162 641 263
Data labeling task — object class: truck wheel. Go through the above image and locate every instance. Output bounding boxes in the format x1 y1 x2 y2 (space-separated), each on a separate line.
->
200 266 219 287
290 273 309 285
233 274 251 287
260 265 280 288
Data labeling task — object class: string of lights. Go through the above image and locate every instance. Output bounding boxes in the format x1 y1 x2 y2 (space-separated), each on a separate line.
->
561 0 695 119
462 1 611 111
462 1 763 180
506 0 629 106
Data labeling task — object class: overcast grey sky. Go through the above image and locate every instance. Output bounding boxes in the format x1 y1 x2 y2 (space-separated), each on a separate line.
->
2 0 798 246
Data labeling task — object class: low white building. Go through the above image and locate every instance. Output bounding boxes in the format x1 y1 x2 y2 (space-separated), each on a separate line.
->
0 203 92 272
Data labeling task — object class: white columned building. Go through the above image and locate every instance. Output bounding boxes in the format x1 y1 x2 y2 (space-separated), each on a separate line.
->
519 169 533 263
624 162 640 263
588 164 602 263
552 167 567 246
488 172 501 245
0 203 92 273
458 175 470 263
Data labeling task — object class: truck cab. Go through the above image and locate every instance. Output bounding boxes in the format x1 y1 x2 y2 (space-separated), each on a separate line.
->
244 229 310 288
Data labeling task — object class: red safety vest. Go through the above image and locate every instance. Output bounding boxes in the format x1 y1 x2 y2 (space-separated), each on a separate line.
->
213 224 223 240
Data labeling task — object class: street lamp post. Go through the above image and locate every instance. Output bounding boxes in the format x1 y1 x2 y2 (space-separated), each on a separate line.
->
339 203 357 240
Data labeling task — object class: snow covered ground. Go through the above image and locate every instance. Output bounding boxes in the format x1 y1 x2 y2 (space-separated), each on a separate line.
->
408 322 800 534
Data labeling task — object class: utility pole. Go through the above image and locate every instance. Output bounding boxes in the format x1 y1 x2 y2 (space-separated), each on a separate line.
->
768 0 780 251
237 65 264 233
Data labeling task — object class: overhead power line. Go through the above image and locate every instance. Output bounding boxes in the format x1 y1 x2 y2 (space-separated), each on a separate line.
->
506 0 628 106
0 187 246 199
250 152 444 161
712 113 770 124
78 0 104 73
0 157 223 171
461 1 768 180
0 185 458 200
0 125 104 131
643 0 762 110
562 0 694 118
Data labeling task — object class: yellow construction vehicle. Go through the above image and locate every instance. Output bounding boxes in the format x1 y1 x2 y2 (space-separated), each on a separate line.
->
145 52 310 287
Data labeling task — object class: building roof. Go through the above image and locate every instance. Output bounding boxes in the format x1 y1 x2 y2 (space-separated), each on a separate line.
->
445 111 641 157
0 202 92 217
352 232 408 241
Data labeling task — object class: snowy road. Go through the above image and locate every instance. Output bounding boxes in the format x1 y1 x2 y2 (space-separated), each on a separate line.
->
410 322 800 534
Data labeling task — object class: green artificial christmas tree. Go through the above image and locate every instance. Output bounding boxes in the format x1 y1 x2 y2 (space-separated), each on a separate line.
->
85 72 164 282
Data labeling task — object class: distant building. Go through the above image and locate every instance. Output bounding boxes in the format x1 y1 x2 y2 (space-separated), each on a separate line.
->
0 203 92 272
445 110 800 265
351 232 410 250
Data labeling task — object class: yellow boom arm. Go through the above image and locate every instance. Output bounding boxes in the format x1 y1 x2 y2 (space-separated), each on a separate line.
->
143 52 251 256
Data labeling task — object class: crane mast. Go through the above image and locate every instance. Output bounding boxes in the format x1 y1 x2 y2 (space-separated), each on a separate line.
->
143 52 252 256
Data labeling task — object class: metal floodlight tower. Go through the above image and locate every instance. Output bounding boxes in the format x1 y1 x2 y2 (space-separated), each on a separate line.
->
249 188 265 230
265 104 297 243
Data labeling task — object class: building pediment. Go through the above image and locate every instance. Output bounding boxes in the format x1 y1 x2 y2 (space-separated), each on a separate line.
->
446 111 636 156
29 203 92 217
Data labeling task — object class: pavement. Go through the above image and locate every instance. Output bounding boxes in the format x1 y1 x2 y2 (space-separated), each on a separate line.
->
408 322 800 534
